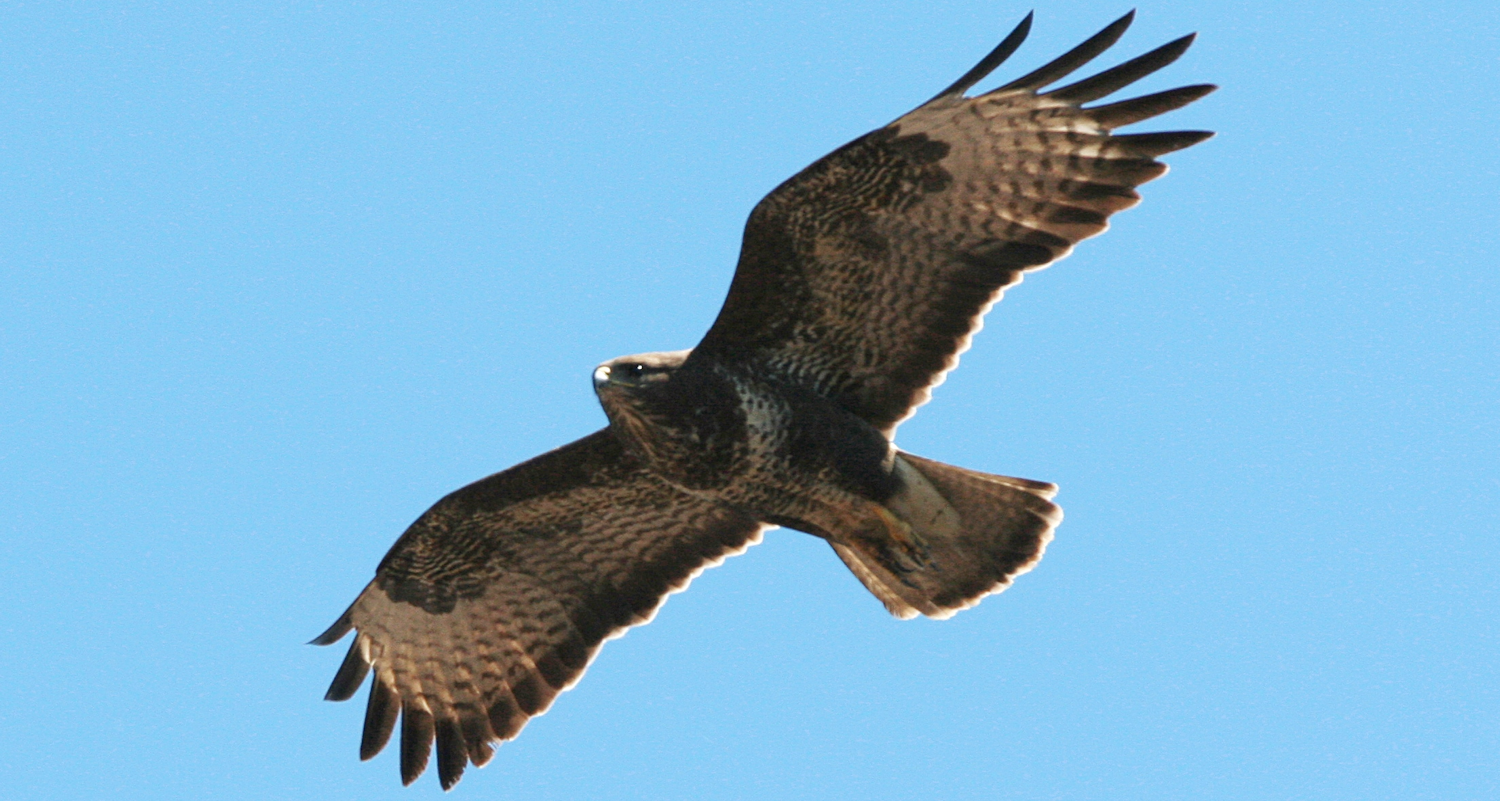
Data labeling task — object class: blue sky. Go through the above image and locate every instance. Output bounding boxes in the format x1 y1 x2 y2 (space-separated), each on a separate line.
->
2 2 1495 799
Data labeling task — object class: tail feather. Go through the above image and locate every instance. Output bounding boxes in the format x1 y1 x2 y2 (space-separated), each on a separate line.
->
832 452 1060 619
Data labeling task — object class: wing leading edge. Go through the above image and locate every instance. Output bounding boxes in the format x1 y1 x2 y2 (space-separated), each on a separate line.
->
695 11 1215 434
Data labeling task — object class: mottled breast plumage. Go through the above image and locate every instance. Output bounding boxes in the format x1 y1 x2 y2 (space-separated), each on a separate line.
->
316 11 1212 790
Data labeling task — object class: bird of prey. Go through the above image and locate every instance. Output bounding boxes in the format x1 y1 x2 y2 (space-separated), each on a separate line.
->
315 11 1213 790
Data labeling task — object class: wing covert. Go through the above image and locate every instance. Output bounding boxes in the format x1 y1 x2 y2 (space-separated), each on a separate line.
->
314 429 765 789
694 12 1215 434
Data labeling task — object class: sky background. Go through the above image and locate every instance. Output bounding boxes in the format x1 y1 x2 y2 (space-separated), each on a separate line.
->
2 1 1496 799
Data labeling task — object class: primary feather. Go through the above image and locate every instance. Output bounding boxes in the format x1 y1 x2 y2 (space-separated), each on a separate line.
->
317 14 1213 789
696 11 1214 434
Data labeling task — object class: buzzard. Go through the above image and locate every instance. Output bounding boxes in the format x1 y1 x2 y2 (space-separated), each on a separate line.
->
316 11 1213 790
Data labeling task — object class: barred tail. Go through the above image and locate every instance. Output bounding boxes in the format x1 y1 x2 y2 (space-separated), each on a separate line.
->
831 452 1060 619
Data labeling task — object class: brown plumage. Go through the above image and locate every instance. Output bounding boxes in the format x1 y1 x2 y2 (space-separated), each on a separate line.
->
316 12 1213 789
700 12 1212 435
316 432 765 788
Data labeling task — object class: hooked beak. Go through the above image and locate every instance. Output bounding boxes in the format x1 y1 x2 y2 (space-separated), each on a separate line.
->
592 365 611 390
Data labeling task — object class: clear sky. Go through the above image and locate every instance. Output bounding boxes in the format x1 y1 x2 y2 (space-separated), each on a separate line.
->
2 2 1495 799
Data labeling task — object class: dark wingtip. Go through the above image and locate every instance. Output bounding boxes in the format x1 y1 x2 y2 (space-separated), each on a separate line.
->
927 11 1033 103
1155 31 1198 63
323 638 371 701
1108 9 1138 38
309 610 354 646
995 9 1136 94
1116 129 1216 156
361 678 400 761
435 719 470 791
1045 32 1198 104
400 704 435 786
1085 83 1218 130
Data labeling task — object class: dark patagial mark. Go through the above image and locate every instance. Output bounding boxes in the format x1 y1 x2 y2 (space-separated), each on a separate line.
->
378 573 462 615
312 10 1217 791
883 129 952 166
877 130 954 196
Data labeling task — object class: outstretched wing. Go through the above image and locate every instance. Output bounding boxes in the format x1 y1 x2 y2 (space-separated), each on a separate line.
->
694 12 1215 434
313 430 765 790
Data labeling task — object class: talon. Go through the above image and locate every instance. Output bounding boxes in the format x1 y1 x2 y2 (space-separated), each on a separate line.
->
872 506 933 572
874 505 912 544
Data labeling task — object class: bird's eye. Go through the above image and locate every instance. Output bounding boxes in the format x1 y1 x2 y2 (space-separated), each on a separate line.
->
625 363 645 377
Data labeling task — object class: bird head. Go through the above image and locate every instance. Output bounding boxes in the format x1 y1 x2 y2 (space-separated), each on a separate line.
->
593 349 689 394
593 349 691 424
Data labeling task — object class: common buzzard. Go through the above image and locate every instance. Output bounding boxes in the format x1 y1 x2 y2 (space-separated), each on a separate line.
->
316 12 1213 789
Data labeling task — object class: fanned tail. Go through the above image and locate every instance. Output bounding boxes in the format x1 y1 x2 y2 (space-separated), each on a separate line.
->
831 453 1060 619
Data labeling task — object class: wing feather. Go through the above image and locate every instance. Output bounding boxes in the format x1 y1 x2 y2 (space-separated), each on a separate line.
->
361 672 399 760
1045 33 1196 103
928 12 1032 101
316 430 765 789
1085 84 1217 129
694 15 1215 433
994 10 1135 93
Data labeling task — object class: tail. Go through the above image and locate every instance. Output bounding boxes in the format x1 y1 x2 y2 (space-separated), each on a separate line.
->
830 452 1061 620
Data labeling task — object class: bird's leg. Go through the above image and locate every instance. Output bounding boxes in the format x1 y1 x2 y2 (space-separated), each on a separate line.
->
766 493 934 580
847 504 933 580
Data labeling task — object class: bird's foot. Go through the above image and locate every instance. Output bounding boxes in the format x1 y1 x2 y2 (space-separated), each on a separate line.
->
859 505 933 577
